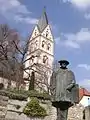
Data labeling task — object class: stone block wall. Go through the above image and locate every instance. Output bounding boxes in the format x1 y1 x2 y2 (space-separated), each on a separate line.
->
0 95 85 120
5 99 57 120
5 99 28 120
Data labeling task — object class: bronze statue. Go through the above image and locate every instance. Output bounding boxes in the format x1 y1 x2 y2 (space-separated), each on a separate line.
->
50 60 79 120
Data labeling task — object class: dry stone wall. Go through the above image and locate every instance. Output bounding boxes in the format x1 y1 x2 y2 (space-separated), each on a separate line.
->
0 95 85 120
5 99 28 120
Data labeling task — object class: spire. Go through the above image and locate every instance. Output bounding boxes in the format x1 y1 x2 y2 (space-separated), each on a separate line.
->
37 7 48 32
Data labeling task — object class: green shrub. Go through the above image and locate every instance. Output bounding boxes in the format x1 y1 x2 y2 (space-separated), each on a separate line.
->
8 89 51 100
0 90 27 101
0 89 51 101
7 88 29 96
23 97 47 117
28 90 51 100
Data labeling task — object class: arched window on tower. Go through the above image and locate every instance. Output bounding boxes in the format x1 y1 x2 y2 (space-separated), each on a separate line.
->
42 41 45 48
47 43 51 50
43 55 48 64
34 30 37 36
31 55 34 63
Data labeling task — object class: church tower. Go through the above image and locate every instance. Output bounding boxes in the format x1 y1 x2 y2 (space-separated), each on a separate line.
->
24 10 54 92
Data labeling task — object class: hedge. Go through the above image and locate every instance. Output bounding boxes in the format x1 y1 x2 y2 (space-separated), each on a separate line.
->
0 89 51 101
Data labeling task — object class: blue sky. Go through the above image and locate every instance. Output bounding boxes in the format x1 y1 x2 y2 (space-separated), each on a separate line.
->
1 0 90 90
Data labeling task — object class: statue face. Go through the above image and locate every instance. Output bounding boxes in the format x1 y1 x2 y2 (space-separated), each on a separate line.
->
60 63 67 69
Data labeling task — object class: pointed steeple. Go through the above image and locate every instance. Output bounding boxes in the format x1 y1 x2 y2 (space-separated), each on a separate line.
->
37 7 48 32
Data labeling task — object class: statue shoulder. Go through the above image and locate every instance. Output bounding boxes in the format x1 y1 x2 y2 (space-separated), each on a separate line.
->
52 68 60 75
53 69 59 74
67 69 75 75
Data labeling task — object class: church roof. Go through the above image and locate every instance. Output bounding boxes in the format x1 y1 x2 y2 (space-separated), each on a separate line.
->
37 9 48 32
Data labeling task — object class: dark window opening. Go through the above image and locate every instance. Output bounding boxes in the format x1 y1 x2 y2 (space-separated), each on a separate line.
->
46 30 49 37
34 30 37 36
42 41 45 48
31 55 34 62
43 55 48 64
47 43 51 50
35 40 38 47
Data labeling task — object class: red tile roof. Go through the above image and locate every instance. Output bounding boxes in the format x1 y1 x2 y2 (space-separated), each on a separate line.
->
79 88 90 101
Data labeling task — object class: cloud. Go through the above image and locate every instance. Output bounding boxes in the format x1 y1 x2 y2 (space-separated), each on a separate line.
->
78 79 90 90
84 13 90 19
63 0 90 10
62 0 90 20
77 64 90 70
56 28 90 49
14 15 38 24
66 28 90 42
55 36 80 48
64 40 80 48
0 0 38 25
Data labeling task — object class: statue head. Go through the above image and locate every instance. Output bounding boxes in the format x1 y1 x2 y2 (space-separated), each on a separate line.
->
58 60 69 69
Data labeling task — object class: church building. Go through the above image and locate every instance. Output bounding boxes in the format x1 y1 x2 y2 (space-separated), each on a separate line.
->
24 10 54 92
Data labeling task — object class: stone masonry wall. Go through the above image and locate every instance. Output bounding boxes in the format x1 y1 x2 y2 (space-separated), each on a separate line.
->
0 95 85 120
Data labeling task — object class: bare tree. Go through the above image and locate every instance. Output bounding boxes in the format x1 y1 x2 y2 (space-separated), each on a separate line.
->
29 63 52 93
0 24 21 88
0 24 52 92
